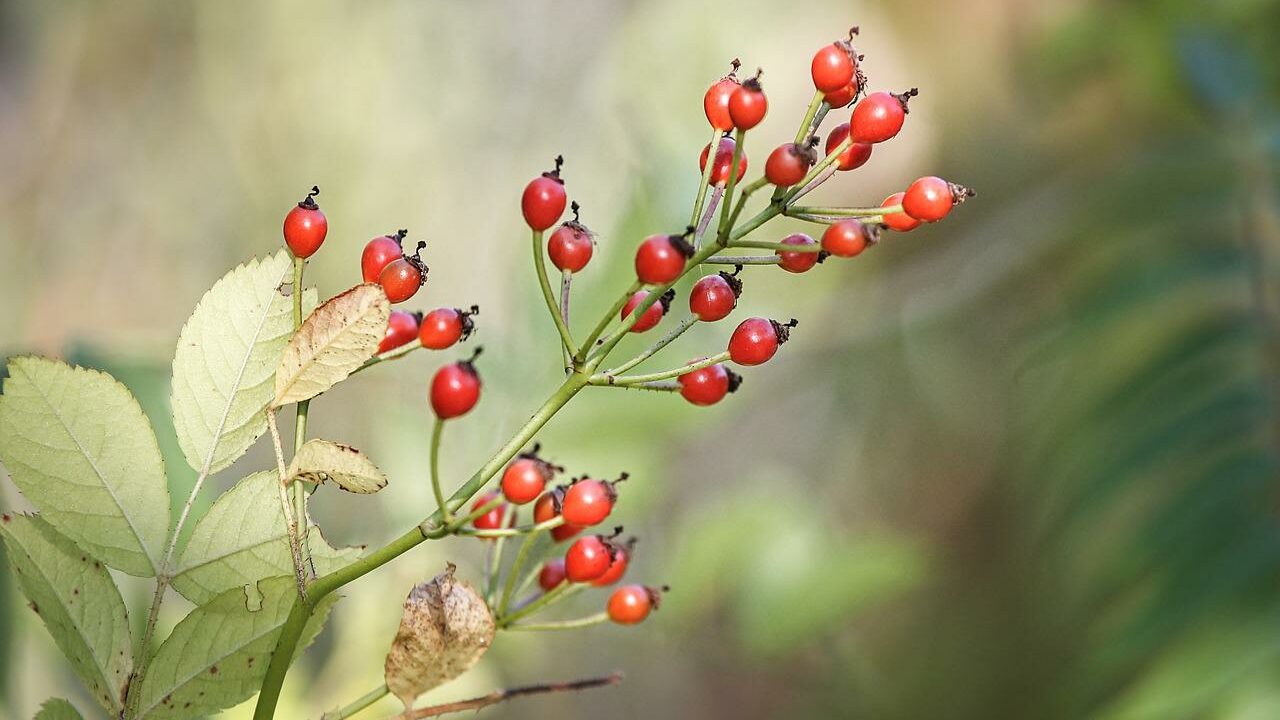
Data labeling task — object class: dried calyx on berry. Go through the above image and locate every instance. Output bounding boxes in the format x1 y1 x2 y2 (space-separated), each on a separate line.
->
457 305 480 341
402 240 429 284
894 87 920 114
297 185 321 209
771 318 799 344
725 57 741 80
657 288 676 313
816 250 831 264
518 442 565 476
949 182 977 205
726 368 744 393
458 345 484 375
743 67 764 92
668 229 695 259
793 135 821 165
719 264 745 298
542 154 566 184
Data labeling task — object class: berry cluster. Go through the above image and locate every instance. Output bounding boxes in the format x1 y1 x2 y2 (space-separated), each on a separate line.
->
254 22 974 718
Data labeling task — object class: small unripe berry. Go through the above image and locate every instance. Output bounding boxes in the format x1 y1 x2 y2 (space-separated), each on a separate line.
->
729 317 797 366
776 233 821 274
430 348 482 419
689 268 742 322
621 289 674 333
522 156 567 231
362 230 407 283
379 310 422 354
821 219 878 258
825 123 873 171
699 135 748 186
850 89 917 144
419 305 478 350
607 584 665 625
881 192 921 232
678 363 740 406
283 186 327 259
635 233 694 285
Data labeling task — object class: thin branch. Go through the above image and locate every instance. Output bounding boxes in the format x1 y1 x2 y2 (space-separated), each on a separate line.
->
351 340 422 377
457 515 565 539
499 530 540 616
391 673 623 720
703 254 782 266
560 269 573 374
323 684 390 720
503 612 610 632
605 315 699 376
267 409 309 600
574 280 641 364
428 418 450 524
497 582 585 627
690 125 722 228
592 351 730 387
732 239 822 253
787 164 838 204
532 229 577 359
715 128 748 237
786 204 888 217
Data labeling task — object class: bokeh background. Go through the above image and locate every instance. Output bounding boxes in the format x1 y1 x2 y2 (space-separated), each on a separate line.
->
2 0 1280 718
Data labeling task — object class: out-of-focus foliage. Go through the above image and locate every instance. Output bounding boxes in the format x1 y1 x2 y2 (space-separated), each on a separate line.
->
1 0 1278 718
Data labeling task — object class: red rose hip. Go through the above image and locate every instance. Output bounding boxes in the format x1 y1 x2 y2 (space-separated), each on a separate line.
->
678 363 740 406
635 233 694 285
607 584 664 625
282 186 327 259
621 289 672 333
703 61 741 131
850 89 917 144
501 446 559 505
521 156 568 231
728 317 797 366
378 310 421 354
881 192 921 232
538 559 567 591
547 202 594 273
825 123 873 171
776 233 821 273
728 71 768 130
378 240 428 304
429 348 482 419
821 219 877 258
764 140 817 187
699 135 748 186
689 268 742 322
419 305 478 350
902 176 973 222
361 229 407 283
561 477 619 527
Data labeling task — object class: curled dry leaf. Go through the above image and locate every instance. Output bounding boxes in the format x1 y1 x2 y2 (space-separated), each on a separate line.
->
384 563 496 708
273 283 391 407
288 438 388 494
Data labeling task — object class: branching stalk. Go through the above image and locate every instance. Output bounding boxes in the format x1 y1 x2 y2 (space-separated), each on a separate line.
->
391 673 622 719
593 351 730 387
532 230 577 361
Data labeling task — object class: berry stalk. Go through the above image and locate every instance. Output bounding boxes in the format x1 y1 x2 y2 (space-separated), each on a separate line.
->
532 229 578 364
593 351 730 387
504 612 610 632
605 315 699 376
715 128 748 237
689 126 722 228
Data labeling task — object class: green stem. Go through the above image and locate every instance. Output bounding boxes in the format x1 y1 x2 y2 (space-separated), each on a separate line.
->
794 90 825 145
290 258 312 576
704 254 781 266
729 204 785 243
350 340 421 376
484 504 518 604
605 316 698 376
731 239 822 253
321 684 389 720
715 128 747 237
786 205 888 217
593 351 730 386
503 612 609 632
429 418 450 523
532 229 577 361
254 373 590 720
690 126 722 228
458 515 564 539
574 281 641 364
497 582 585 628
448 493 502 532
721 176 770 245
600 380 682 393
498 530 539 616
781 136 850 205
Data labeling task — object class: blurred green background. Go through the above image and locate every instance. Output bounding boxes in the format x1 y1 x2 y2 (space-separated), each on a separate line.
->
2 0 1280 718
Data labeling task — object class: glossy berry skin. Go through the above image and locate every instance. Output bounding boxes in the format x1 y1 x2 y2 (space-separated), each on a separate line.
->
728 78 768 130
548 222 594 273
881 192 921 232
764 144 812 187
561 479 615 527
471 492 509 531
825 123 873 171
564 535 614 582
678 364 734 406
378 311 420 354
607 584 656 625
776 233 820 274
902 176 955 222
729 317 791 366
538 559 567 591
811 42 855 93
703 77 740 131
822 220 874 258
689 274 738 322
379 258 426 304
534 492 582 542
282 189 327 259
522 172 567 231
592 542 631 587
361 233 404 283
699 136 747 186
501 457 552 505
851 91 909 144
419 307 474 350
824 83 858 108
621 291 666 333
635 234 691 285
430 359 481 419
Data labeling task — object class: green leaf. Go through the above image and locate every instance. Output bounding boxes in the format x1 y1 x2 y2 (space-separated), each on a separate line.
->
34 698 84 720
171 250 318 476
0 515 131 715
272 283 390 406
136 576 336 719
0 356 169 576
171 471 363 605
289 438 388 494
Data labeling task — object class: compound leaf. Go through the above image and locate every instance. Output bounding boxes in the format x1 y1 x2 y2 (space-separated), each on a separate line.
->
0 356 168 576
0 514 131 715
171 250 317 476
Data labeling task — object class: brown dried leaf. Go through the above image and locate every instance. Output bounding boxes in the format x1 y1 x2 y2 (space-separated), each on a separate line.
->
272 283 390 407
384 563 495 708
288 438 388 494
